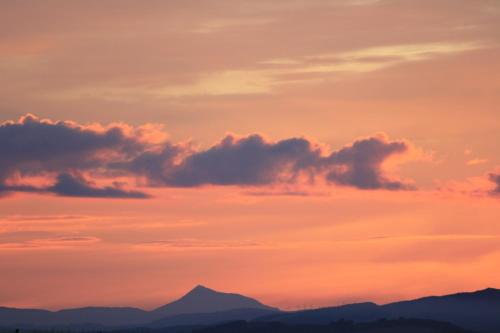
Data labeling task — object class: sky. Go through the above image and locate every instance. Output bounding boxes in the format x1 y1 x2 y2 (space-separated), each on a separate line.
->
0 0 500 310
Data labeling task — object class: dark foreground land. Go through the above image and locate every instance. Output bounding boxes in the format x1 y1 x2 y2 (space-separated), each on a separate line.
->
1 318 477 333
194 318 475 333
2 287 500 333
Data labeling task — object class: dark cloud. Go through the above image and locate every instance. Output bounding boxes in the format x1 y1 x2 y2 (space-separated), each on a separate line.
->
119 133 413 190
47 173 149 198
163 135 323 187
488 173 500 195
0 114 416 198
113 143 185 186
0 183 42 197
0 114 146 198
0 114 141 177
0 174 149 199
325 135 412 190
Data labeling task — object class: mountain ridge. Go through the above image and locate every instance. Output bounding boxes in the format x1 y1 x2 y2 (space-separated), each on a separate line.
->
0 285 279 328
259 287 500 332
1 286 500 332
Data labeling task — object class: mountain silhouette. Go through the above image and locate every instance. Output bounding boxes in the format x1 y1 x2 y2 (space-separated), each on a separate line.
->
259 288 500 332
1 287 500 332
0 285 278 329
256 302 383 324
0 306 149 327
153 285 279 316
382 287 500 332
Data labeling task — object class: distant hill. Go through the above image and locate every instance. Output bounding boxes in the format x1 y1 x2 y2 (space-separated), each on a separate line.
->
382 288 500 332
256 302 384 324
151 308 280 328
1 287 500 332
0 306 149 328
0 285 279 329
258 288 500 332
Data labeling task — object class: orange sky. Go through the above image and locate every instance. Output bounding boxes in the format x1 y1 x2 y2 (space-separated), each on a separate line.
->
0 0 499 310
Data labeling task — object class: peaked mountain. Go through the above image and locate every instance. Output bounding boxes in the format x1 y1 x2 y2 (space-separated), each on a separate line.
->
153 285 279 316
0 285 279 329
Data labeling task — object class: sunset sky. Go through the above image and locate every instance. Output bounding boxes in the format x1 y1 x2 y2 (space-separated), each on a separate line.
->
1 0 500 311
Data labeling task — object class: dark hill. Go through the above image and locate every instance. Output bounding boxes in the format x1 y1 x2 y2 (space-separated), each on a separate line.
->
153 285 278 316
257 288 500 332
0 285 279 329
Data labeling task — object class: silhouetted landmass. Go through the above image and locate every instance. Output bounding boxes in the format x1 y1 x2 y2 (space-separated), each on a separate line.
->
194 318 475 333
1 318 475 333
259 288 500 332
257 302 382 324
0 285 277 329
1 287 499 332
382 288 500 332
0 306 149 328
151 308 279 328
153 285 279 317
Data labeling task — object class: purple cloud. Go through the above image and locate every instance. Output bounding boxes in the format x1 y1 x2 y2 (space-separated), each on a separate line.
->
0 114 417 198
119 133 413 190
488 173 500 195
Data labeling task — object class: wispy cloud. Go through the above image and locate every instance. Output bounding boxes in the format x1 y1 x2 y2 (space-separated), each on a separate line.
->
46 41 485 99
190 17 274 34
150 41 484 97
437 168 500 198
369 234 500 263
466 158 488 166
0 236 101 250
135 239 267 251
